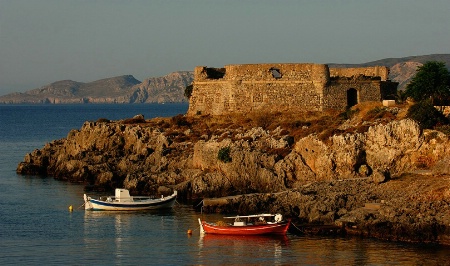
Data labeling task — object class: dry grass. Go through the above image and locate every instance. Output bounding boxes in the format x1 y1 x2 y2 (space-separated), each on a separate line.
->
127 102 409 146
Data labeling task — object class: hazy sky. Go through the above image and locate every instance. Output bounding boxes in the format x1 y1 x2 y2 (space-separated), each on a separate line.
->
1 0 449 94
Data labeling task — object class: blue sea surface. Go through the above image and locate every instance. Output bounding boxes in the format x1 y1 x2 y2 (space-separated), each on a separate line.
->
0 104 448 265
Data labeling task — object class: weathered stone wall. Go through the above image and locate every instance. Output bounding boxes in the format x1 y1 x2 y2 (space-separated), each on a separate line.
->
324 79 384 109
329 66 390 81
187 63 396 116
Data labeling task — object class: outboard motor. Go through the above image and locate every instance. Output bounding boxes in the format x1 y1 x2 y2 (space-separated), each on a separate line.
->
274 214 283 223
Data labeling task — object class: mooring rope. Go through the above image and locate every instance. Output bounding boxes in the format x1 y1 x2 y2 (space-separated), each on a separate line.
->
77 201 87 209
195 200 204 208
290 222 303 233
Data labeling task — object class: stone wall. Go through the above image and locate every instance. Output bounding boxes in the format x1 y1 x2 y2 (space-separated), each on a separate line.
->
324 79 384 109
329 66 390 81
187 63 397 116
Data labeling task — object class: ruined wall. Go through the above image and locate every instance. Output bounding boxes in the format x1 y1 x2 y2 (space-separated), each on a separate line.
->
324 79 383 110
329 66 390 81
188 63 330 116
187 63 397 116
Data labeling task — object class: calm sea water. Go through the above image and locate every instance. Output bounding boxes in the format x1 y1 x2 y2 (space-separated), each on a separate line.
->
0 104 449 265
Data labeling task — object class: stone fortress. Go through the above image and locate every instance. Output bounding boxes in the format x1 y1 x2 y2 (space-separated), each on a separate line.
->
187 63 398 116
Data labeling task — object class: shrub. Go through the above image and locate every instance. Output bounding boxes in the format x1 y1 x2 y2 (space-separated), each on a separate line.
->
253 113 273 130
340 108 359 120
96 118 110 123
407 101 448 129
217 146 232 163
171 114 190 127
364 106 387 120
123 117 145 124
435 124 450 136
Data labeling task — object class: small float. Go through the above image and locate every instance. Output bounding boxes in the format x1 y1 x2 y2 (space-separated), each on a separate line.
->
84 188 177 211
198 213 290 235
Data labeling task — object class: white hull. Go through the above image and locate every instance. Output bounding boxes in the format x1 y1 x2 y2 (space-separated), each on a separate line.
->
84 190 177 211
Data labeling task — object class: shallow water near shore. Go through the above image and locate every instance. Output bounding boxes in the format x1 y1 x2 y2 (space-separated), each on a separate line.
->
0 104 449 265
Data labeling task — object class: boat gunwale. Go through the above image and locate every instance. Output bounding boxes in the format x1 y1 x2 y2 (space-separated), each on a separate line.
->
200 219 291 235
85 191 177 210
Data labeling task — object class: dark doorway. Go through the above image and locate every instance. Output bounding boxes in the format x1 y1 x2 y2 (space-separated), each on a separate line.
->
347 88 358 107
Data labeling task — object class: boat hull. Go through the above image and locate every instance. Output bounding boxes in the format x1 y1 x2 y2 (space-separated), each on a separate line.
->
200 220 290 235
84 192 177 211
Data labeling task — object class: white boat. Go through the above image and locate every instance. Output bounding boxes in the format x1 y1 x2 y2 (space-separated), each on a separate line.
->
84 188 177 211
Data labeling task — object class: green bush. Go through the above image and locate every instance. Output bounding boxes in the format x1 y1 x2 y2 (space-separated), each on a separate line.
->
218 146 232 163
407 101 448 129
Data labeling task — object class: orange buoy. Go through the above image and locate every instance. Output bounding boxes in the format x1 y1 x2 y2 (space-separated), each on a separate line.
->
187 229 192 235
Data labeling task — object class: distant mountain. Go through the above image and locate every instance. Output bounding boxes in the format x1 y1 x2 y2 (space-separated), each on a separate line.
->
0 72 193 104
128 71 194 103
1 54 449 104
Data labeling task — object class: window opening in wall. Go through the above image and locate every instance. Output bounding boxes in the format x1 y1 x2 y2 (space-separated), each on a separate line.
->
347 88 358 107
205 68 226 79
269 68 282 79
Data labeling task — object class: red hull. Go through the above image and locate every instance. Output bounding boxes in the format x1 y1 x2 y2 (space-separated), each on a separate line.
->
201 219 290 235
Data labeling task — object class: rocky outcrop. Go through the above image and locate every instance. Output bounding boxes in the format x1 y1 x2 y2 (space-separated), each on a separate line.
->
203 175 450 244
130 71 193 103
16 117 450 244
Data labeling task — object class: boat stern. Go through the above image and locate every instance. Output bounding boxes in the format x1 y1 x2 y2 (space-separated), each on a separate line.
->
198 218 205 235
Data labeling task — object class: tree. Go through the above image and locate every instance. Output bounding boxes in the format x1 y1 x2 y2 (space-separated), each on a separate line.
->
394 89 408 104
405 61 450 106
407 100 448 129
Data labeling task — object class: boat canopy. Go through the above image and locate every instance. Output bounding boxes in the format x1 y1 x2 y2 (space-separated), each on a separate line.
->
115 188 131 200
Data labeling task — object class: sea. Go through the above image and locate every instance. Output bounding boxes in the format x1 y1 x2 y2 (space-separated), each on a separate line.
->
0 104 449 265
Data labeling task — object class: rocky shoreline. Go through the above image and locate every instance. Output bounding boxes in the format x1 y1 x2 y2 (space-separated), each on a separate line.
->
201 174 450 244
16 108 450 245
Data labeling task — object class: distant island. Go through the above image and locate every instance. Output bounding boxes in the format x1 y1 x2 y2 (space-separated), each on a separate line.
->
1 54 449 104
0 71 193 104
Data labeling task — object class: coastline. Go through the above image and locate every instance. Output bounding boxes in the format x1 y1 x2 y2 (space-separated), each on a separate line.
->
16 105 450 245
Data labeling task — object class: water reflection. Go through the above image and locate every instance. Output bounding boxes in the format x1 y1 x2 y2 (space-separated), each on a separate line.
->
83 211 141 263
198 234 289 265
82 210 180 264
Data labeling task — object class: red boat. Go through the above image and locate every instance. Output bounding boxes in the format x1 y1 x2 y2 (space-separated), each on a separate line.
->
198 213 291 235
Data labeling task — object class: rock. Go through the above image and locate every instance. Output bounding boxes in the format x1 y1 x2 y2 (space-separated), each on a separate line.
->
370 171 388 184
358 164 371 176
133 114 144 120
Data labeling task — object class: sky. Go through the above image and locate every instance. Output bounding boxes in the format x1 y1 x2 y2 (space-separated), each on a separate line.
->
1 0 450 95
